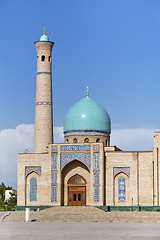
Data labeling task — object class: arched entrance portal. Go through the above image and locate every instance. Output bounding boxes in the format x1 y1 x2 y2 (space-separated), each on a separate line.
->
68 174 86 206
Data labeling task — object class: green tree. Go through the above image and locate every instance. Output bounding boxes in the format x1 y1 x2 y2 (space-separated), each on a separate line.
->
0 182 14 211
5 192 17 211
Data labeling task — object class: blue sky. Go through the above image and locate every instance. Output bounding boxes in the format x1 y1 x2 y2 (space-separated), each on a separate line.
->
1 0 160 130
1 0 160 188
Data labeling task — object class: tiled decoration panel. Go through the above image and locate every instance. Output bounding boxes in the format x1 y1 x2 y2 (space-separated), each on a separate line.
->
52 186 57 202
94 186 99 202
52 171 57 184
113 167 130 177
51 145 58 152
30 177 37 201
25 166 41 177
94 171 99 184
52 154 57 169
94 153 99 169
60 153 91 170
60 145 90 151
93 144 100 152
118 177 126 202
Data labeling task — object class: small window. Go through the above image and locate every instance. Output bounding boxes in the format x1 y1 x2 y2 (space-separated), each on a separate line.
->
73 194 76 201
48 56 51 62
78 194 81 201
69 193 72 201
41 55 45 61
84 138 89 143
96 138 100 143
73 138 77 143
66 139 69 143
106 140 108 146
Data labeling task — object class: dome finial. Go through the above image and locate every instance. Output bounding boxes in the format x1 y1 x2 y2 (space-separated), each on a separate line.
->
44 27 45 35
86 86 89 97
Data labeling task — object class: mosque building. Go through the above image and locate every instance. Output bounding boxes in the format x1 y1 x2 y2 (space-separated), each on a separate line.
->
17 32 160 208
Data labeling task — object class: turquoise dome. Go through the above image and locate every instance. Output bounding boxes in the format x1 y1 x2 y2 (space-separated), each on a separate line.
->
40 34 49 41
64 96 111 137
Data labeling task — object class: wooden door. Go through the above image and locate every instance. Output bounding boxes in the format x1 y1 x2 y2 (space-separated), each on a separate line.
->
68 188 86 206
68 174 86 206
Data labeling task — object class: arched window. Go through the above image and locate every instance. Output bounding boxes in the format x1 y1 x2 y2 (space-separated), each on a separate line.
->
30 177 37 201
68 175 86 184
73 138 77 143
66 139 69 143
118 177 126 202
48 56 51 62
106 140 108 146
96 138 100 143
41 55 45 61
84 138 89 143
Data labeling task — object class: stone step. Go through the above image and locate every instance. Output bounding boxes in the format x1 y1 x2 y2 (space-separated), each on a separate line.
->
3 206 160 222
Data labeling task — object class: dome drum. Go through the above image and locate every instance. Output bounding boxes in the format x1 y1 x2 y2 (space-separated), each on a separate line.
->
64 129 111 137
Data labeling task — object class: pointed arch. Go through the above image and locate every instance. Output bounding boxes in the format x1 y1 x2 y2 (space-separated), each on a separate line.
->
68 174 86 184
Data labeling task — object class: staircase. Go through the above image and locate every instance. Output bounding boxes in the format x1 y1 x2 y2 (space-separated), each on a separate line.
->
3 206 160 222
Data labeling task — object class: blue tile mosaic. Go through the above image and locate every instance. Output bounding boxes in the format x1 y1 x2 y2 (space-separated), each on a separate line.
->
52 186 57 202
37 71 51 75
113 167 130 177
52 145 58 152
30 177 37 201
94 171 99 184
93 144 100 152
36 101 52 105
60 153 91 170
52 171 57 184
94 153 99 169
60 145 90 151
52 154 57 169
118 177 126 202
25 166 41 177
94 186 99 202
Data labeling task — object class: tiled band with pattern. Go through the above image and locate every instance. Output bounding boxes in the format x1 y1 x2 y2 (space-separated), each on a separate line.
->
36 102 52 105
60 145 90 151
64 129 110 137
37 71 51 75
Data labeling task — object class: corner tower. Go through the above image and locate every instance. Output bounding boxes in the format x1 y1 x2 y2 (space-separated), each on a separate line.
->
34 30 54 153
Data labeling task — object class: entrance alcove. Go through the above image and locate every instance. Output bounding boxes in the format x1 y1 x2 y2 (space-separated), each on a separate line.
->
61 160 90 206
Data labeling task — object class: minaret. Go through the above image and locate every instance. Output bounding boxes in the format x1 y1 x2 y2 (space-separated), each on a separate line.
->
34 29 54 153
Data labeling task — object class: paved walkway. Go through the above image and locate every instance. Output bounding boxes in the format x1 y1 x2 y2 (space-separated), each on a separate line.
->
1 222 160 240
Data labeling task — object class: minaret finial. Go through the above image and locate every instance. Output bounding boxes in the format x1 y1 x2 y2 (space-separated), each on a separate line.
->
44 27 45 35
86 86 89 97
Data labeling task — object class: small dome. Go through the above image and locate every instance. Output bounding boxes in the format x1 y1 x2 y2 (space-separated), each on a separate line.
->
40 34 49 41
64 96 111 137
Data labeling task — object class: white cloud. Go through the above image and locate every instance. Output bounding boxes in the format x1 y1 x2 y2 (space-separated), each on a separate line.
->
0 124 157 189
0 124 34 189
